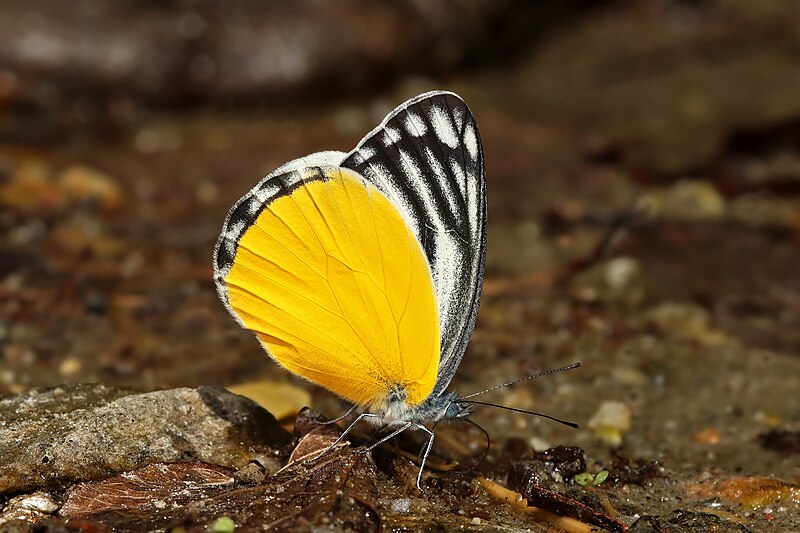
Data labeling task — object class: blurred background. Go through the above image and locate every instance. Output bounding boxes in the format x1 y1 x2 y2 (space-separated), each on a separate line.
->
1 0 799 514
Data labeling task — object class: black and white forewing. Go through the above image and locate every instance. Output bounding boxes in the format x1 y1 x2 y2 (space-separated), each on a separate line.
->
341 91 486 396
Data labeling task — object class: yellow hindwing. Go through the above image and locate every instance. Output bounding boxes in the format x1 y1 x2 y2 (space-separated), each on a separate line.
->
224 167 440 408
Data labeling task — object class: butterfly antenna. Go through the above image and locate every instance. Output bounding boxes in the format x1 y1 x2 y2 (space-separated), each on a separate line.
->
462 400 579 429
461 362 581 400
463 417 492 468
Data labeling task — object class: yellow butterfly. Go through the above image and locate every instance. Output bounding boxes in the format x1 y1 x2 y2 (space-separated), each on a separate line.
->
215 91 567 488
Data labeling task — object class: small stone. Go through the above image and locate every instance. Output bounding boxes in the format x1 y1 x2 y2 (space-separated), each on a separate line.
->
57 165 123 211
758 429 800 455
508 446 586 495
0 491 60 528
653 179 727 220
389 498 412 514
645 302 733 346
58 357 82 378
693 427 722 445
629 511 749 533
611 366 648 386
588 401 631 447
529 436 551 452
604 256 640 291
0 159 57 212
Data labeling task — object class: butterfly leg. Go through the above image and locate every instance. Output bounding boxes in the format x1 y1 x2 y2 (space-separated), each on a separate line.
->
415 423 437 491
306 412 381 462
364 422 413 452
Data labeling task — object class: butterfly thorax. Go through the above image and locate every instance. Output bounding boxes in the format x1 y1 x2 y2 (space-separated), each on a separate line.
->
370 390 471 426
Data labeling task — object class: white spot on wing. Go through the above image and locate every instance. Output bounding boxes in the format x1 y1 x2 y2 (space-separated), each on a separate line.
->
404 113 427 136
253 181 280 205
247 199 261 215
464 123 478 160
224 220 246 255
360 145 377 159
382 126 401 146
224 239 236 256
430 106 458 148
452 106 465 130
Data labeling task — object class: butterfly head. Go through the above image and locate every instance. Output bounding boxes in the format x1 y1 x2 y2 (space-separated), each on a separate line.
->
442 394 473 422
370 388 472 426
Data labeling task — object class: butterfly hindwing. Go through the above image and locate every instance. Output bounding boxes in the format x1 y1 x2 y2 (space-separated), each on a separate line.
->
215 165 441 409
341 91 487 396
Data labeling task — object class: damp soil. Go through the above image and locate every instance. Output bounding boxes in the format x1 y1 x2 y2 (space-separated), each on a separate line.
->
1 1 799 531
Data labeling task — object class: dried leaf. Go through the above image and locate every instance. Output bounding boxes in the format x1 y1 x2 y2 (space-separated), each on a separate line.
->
61 462 234 518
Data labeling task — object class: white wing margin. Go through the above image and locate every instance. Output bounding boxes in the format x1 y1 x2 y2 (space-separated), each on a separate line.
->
341 91 486 396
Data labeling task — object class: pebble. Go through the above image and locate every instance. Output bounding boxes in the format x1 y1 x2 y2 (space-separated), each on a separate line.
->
604 256 640 291
390 498 412 514
57 165 123 211
0 491 60 527
693 427 722 445
588 401 631 447
58 357 82 378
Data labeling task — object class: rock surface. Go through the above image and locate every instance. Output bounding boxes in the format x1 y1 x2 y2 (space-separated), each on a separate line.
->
0 384 291 495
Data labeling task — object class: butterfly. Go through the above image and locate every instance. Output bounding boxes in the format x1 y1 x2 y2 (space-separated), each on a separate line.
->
214 91 569 488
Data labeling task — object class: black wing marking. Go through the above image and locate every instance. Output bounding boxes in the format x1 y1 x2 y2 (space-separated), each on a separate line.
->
341 91 486 396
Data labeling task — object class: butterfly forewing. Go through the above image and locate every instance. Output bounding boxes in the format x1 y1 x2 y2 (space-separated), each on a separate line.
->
341 91 486 396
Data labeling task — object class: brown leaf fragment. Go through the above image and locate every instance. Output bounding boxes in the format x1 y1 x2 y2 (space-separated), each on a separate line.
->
60 462 234 518
281 408 348 470
44 446 380 531
286 428 347 466
524 481 628 532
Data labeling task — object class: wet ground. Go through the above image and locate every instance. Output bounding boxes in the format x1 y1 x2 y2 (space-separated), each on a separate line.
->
1 1 800 531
